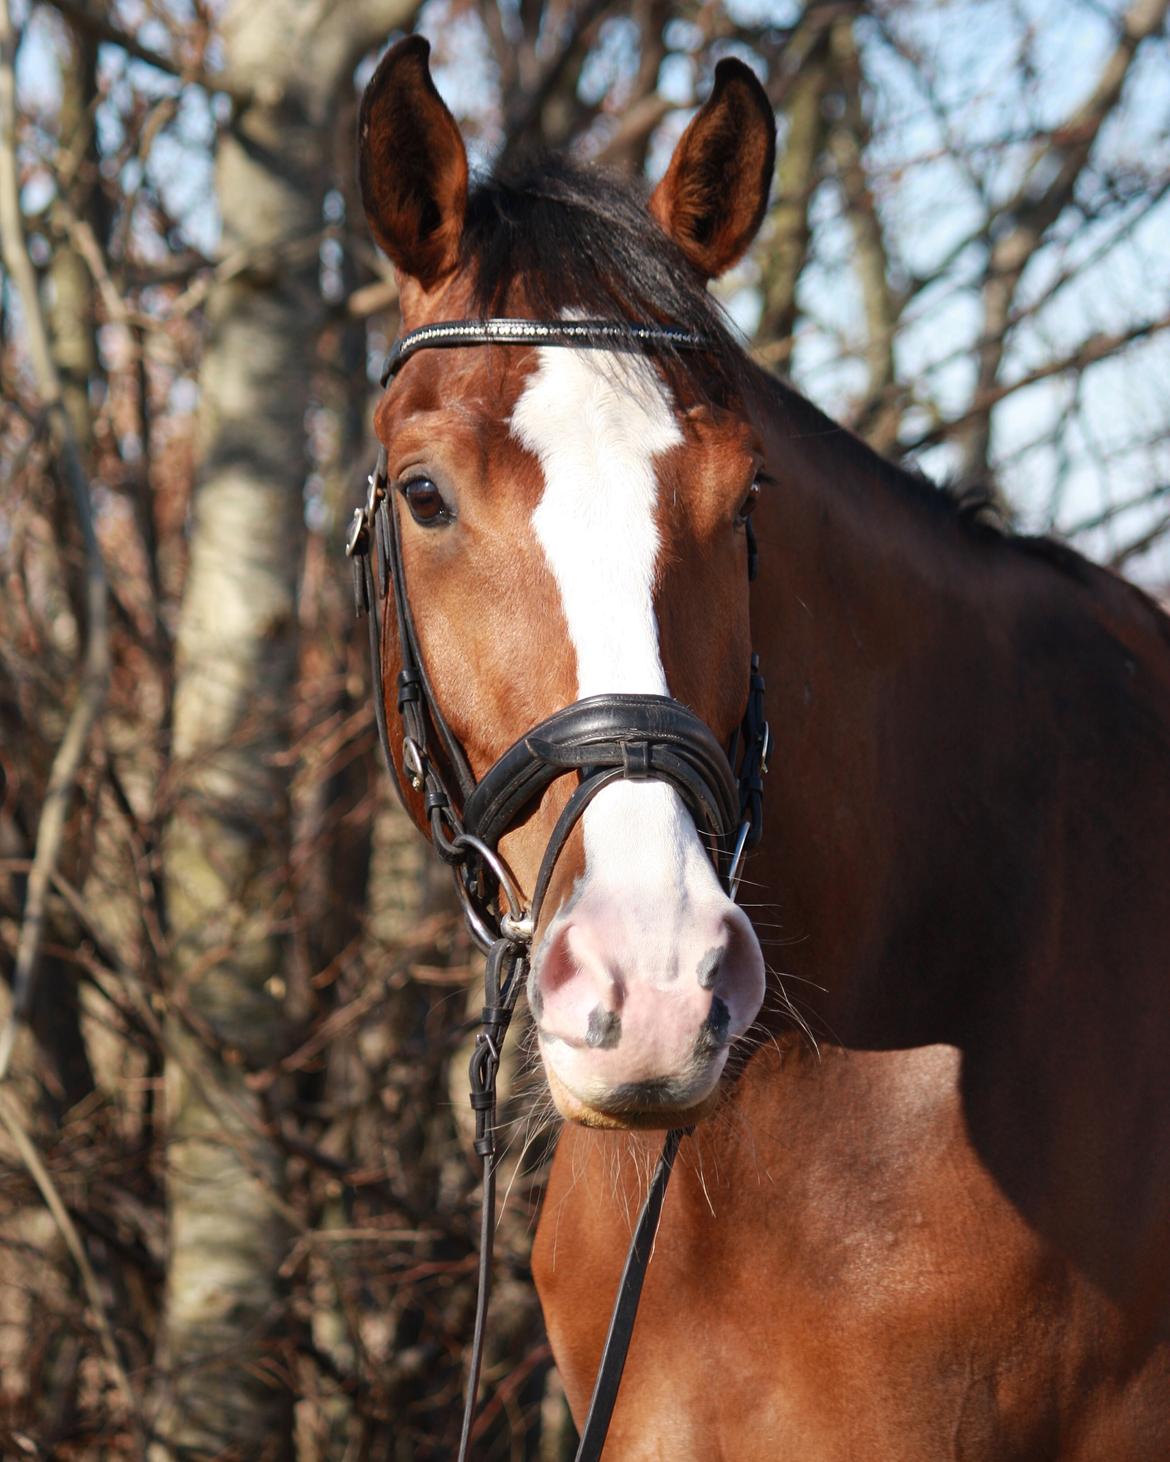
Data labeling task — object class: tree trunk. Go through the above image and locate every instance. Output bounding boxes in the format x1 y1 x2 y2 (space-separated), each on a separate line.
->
155 76 315 1462
155 3 419 1454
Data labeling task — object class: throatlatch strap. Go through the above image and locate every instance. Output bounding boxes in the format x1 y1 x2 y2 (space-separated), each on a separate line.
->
381 462 478 805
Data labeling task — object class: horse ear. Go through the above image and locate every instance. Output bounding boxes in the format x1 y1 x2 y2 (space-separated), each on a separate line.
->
358 36 468 291
650 59 775 280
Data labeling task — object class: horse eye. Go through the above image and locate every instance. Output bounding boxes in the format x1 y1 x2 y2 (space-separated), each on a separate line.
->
401 478 451 526
736 479 761 524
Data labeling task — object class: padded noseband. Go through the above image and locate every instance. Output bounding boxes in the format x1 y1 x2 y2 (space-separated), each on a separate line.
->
467 690 737 868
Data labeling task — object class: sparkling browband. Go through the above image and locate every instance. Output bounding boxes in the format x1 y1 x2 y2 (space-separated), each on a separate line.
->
380 317 709 384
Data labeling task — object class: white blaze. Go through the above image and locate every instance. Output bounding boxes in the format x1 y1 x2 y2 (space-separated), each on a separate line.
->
512 346 714 910
517 348 678 697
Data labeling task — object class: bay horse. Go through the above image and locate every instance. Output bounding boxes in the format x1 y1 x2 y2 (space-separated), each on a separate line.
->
356 36 1170 1459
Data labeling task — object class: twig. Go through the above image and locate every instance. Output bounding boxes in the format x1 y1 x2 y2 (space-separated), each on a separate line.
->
1110 508 1170 570
500 0 611 156
344 275 398 319
592 94 674 168
0 1 110 1082
960 0 1170 480
0 1087 140 1417
1067 481 1170 539
827 15 903 453
43 867 315 1241
167 225 328 319
900 314 1170 454
45 0 253 107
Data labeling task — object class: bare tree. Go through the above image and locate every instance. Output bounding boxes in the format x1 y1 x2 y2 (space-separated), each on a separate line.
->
1 2 1169 1458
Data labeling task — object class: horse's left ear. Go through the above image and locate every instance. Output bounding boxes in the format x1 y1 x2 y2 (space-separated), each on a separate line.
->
650 59 775 280
358 36 468 291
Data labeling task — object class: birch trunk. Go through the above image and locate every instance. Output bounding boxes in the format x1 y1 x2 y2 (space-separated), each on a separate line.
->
157 3 419 1454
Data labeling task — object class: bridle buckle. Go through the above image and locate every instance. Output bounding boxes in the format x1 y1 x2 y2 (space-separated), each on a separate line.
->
344 506 366 559
402 736 425 792
500 911 535 943
365 468 384 518
727 819 752 900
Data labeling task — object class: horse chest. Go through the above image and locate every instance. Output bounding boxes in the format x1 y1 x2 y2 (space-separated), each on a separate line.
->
535 1043 1170 1459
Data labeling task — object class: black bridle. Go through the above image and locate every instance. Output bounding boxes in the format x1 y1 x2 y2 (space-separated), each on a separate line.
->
346 317 768 1460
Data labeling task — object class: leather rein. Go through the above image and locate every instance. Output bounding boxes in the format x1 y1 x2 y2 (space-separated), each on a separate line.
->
345 317 768 1459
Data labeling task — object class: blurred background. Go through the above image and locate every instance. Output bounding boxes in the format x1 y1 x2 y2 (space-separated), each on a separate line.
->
1 0 1167 1456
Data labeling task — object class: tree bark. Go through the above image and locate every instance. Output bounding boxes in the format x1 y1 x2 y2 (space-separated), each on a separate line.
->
46 21 100 464
156 2 420 1455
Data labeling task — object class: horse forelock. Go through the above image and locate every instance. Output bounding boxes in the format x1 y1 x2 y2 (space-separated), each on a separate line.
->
456 154 750 402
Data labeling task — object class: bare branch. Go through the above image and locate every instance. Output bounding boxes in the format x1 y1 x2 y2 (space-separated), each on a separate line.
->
46 0 254 105
0 1087 140 1420
319 0 428 70
901 314 1170 454
827 15 903 452
757 17 834 356
344 274 399 319
1067 481 1170 538
499 0 611 160
593 91 674 167
0 0 109 1083
998 0 1169 245
1110 507 1170 569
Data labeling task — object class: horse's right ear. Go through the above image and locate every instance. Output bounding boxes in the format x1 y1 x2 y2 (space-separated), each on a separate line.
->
649 59 775 279
358 36 468 291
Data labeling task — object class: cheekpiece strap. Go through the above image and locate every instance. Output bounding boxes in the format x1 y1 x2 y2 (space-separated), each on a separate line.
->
457 932 528 1462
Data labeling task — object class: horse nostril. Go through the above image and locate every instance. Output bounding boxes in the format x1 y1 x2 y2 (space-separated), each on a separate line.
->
537 922 576 998
694 995 731 1056
696 946 724 990
586 1007 622 1049
703 909 766 1041
532 921 626 1044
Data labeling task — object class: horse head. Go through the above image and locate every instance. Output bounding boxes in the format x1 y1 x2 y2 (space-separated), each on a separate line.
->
357 37 775 1129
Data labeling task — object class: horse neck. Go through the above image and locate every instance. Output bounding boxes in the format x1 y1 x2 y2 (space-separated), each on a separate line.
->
743 369 1054 1044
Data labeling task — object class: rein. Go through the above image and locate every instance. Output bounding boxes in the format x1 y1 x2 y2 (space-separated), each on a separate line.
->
346 317 768 1459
